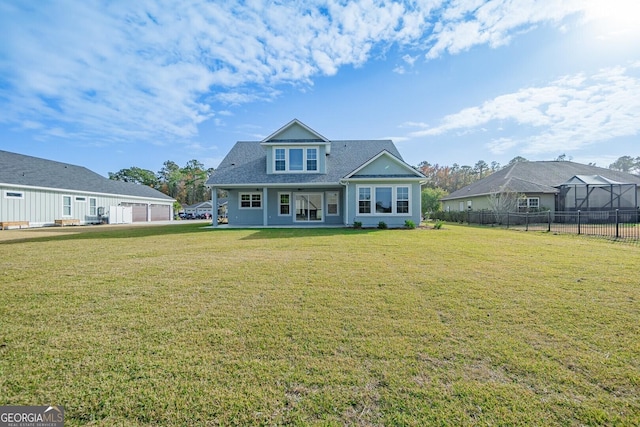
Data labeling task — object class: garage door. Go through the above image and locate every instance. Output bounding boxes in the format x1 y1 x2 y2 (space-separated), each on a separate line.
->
150 204 170 221
121 203 147 222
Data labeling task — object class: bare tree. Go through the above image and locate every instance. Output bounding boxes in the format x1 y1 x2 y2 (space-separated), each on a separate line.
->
487 190 523 224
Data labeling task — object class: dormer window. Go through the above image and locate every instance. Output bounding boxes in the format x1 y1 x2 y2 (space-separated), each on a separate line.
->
273 147 318 173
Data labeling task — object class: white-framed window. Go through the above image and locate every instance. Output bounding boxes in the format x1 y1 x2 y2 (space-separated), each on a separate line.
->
75 196 86 202
279 192 291 216
239 192 262 209
307 149 317 171
397 187 409 214
358 187 371 214
518 197 540 210
272 147 319 173
62 195 72 216
4 190 24 199
358 185 411 215
275 148 286 171
89 198 97 216
326 191 339 216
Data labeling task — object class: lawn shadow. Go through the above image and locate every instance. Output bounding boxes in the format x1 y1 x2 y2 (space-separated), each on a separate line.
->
234 227 385 240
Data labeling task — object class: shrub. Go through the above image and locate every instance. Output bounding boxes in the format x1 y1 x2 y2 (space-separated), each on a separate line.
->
378 221 388 229
433 220 444 229
404 220 416 229
353 221 362 229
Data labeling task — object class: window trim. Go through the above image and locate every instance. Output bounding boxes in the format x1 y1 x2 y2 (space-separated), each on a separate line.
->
272 146 319 173
62 195 72 217
326 191 339 216
357 185 411 216
518 197 540 210
397 187 410 214
358 187 371 214
4 190 24 199
239 192 262 209
275 148 286 171
278 192 291 216
89 198 97 216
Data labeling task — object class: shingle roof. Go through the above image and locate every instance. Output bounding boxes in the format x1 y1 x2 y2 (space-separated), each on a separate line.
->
206 139 407 186
442 161 640 200
0 150 174 200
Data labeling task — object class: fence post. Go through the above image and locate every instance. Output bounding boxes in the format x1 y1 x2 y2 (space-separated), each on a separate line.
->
506 212 510 229
525 211 529 231
577 210 581 235
616 209 619 238
547 210 551 232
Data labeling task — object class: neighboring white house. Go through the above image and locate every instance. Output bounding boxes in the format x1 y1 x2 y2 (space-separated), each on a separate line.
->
0 150 175 228
182 199 228 219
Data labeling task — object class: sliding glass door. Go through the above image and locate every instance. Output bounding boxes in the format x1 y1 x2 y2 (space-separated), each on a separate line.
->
295 193 323 222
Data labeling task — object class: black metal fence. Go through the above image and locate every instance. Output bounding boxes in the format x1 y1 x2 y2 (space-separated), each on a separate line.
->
464 209 640 242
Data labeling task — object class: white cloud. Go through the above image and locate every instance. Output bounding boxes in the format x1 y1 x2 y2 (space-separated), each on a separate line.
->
0 0 590 145
425 0 586 58
410 66 640 155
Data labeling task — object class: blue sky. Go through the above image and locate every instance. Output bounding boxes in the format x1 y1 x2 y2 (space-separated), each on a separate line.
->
1 0 639 177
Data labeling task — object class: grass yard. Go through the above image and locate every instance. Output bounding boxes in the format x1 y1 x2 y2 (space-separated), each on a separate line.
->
0 223 639 426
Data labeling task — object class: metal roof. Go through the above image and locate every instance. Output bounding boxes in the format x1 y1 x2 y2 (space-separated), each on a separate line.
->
560 175 629 186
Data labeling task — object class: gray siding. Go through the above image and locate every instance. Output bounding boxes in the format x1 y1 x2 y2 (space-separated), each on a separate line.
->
226 191 264 226
226 188 345 226
344 180 422 228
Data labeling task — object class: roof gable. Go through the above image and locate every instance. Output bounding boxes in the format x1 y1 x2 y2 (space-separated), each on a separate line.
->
345 150 425 179
261 119 329 143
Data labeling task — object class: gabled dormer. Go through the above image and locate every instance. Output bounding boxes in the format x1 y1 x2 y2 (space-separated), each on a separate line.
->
344 150 426 179
260 119 331 174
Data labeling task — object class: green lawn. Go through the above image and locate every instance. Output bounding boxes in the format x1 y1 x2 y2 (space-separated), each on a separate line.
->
0 223 639 426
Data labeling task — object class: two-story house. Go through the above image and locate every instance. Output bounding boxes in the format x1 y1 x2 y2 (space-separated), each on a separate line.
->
206 119 426 228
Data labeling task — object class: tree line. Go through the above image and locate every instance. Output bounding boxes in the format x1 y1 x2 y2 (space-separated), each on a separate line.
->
108 154 638 210
108 160 214 207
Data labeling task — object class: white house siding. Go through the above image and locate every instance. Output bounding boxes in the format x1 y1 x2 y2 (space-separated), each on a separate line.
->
1 185 173 227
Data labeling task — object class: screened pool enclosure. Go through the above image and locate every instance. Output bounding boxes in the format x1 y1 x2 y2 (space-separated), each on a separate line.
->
556 175 638 212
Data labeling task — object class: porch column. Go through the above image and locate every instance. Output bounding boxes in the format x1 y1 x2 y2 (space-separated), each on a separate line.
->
211 187 218 227
262 187 268 226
